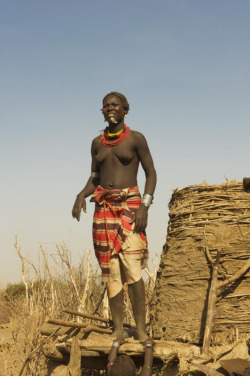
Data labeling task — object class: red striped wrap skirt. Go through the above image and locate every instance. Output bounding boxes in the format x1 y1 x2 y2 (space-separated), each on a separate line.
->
91 185 148 281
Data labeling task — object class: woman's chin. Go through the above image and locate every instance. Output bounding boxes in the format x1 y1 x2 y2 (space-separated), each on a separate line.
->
108 117 118 124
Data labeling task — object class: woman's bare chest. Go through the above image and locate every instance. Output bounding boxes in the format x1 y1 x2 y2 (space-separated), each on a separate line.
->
95 143 136 166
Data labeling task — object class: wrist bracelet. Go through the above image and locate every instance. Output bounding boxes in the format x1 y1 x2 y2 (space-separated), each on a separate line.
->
107 362 114 368
143 364 151 370
91 171 100 178
112 341 120 348
142 193 153 208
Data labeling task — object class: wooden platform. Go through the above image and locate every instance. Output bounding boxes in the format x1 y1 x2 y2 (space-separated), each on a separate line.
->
41 321 202 375
41 319 250 375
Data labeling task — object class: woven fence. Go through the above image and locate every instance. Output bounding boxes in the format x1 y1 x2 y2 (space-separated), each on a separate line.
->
150 181 250 345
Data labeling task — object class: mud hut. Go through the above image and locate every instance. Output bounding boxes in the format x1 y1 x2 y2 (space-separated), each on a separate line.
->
150 181 250 346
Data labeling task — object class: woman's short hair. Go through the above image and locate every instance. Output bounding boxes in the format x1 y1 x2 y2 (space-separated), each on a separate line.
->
102 92 130 113
109 355 136 376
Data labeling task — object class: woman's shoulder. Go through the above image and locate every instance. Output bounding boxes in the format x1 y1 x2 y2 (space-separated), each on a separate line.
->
130 129 148 145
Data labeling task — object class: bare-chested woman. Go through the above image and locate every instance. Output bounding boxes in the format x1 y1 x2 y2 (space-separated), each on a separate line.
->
72 92 157 340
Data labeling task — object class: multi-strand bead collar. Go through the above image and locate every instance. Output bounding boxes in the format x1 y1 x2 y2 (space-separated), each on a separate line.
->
101 124 130 147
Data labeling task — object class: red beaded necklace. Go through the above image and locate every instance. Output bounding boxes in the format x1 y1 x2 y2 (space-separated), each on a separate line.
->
101 124 130 147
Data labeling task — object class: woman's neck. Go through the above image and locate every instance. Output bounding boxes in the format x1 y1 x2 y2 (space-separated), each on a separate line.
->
107 120 124 133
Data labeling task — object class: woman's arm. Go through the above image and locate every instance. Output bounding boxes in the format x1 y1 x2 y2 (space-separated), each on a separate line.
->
72 139 100 220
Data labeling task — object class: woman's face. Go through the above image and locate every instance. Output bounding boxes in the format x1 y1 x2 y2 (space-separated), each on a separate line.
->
102 95 126 124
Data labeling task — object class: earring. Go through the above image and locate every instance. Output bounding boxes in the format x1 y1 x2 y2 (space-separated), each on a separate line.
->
125 114 127 118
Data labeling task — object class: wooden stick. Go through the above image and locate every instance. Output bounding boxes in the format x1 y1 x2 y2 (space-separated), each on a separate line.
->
93 285 107 315
19 327 61 376
219 257 250 288
203 229 215 265
202 247 250 356
202 250 221 355
63 308 137 329
67 337 81 376
47 318 112 334
63 308 110 323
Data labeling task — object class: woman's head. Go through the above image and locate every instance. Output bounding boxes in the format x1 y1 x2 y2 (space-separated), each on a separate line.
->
109 355 136 376
102 92 130 113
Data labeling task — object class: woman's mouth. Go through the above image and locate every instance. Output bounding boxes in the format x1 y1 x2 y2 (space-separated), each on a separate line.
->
107 114 118 124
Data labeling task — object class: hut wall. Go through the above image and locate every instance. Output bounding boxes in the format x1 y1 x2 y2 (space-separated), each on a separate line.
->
150 182 250 344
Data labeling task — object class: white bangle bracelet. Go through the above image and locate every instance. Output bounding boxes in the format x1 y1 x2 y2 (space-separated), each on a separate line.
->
142 193 153 207
91 171 100 178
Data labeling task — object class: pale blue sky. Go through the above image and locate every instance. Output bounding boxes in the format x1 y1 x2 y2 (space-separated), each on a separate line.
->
1 0 250 286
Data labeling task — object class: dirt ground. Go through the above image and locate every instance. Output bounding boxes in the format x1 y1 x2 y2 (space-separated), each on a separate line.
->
0 293 22 375
1 291 250 376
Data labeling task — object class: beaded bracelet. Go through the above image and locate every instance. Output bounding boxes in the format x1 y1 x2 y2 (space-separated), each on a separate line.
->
107 362 114 368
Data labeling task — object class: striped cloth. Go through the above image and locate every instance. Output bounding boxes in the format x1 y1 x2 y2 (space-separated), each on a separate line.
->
91 185 148 281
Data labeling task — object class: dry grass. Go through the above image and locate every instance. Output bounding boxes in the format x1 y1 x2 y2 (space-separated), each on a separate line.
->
0 236 157 376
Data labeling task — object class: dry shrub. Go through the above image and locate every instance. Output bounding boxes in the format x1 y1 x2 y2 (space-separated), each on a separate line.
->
1 239 104 376
1 237 158 375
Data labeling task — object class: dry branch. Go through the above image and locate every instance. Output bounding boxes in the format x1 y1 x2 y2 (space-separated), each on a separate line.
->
92 285 107 315
202 250 221 355
80 249 92 312
14 233 29 309
67 337 81 376
63 308 137 329
219 257 250 288
203 249 250 355
47 318 112 334
19 327 60 376
63 308 110 323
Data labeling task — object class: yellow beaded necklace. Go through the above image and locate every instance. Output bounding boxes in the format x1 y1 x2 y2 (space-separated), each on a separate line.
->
106 127 124 137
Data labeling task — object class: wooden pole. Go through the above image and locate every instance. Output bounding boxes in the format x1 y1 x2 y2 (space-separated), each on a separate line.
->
63 308 137 329
63 308 110 323
47 318 112 334
202 250 221 355
202 238 250 356
67 337 81 376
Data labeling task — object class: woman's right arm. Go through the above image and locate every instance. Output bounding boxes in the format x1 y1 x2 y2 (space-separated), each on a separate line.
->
72 139 100 221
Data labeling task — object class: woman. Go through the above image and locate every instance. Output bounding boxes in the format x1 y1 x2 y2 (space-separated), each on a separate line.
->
72 92 157 340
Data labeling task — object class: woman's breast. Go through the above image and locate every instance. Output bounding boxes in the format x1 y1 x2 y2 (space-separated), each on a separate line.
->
95 147 137 166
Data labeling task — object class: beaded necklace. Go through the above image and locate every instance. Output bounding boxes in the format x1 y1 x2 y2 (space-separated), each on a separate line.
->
101 124 130 147
106 128 124 137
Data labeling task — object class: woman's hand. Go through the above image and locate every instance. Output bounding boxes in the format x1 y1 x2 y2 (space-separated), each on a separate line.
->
131 205 148 233
72 193 86 221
